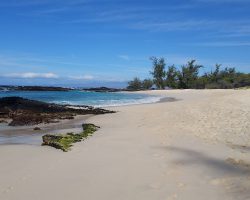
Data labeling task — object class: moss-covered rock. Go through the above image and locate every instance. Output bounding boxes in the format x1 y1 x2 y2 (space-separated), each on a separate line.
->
42 124 100 152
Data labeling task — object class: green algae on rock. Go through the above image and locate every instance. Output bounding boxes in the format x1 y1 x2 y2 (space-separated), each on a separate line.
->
42 124 100 152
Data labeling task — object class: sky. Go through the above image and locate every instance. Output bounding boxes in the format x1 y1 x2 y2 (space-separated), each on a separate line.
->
0 0 250 87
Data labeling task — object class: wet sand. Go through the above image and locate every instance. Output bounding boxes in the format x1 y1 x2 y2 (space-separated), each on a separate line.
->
0 115 92 145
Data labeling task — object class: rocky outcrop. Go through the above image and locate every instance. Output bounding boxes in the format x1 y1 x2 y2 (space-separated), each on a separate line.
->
42 123 100 152
82 87 124 92
16 86 72 91
0 97 115 126
0 85 72 91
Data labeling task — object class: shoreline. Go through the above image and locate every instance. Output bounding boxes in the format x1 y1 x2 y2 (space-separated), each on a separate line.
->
0 89 248 146
0 93 173 146
0 115 93 145
0 89 249 147
0 89 250 200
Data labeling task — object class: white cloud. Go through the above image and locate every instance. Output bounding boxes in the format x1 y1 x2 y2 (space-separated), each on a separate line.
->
130 19 250 39
118 55 130 61
69 75 94 80
3 72 59 79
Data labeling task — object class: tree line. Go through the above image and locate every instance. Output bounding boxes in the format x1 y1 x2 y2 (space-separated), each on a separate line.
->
127 57 250 90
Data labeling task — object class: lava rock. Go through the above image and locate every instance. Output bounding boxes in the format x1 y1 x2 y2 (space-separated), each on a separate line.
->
0 97 115 126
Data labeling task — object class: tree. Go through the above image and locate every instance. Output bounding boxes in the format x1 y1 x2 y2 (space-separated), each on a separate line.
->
150 57 166 89
213 64 221 83
234 73 250 88
142 79 153 90
177 60 203 89
127 58 250 90
165 65 178 88
127 77 142 91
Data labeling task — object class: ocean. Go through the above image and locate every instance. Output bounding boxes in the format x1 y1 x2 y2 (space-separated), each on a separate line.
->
0 90 162 107
0 90 163 145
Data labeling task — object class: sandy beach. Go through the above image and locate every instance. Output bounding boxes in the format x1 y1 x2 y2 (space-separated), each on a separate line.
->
0 89 250 200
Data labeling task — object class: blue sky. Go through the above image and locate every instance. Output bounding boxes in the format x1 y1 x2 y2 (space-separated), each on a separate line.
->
0 0 250 87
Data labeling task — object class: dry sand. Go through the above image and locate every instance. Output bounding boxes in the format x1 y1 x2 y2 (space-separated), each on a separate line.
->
0 89 250 200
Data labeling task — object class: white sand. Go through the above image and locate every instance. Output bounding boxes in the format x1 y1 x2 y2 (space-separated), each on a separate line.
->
0 89 250 200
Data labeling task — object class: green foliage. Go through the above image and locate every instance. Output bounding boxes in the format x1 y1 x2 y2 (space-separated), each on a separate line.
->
203 65 250 89
234 73 250 88
205 80 233 89
127 77 154 90
177 60 203 89
42 124 99 152
150 57 166 89
127 77 142 91
236 86 250 89
142 79 153 90
165 65 178 88
127 57 250 90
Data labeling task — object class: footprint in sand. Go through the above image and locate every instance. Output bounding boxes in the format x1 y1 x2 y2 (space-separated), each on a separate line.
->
210 177 232 186
148 182 161 190
178 182 186 188
2 186 14 194
21 175 31 181
166 193 178 200
210 178 225 186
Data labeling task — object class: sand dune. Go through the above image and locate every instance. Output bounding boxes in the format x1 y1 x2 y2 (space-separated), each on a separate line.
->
0 89 250 200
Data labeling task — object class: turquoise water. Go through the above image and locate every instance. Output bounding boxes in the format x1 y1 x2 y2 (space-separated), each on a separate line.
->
0 90 163 145
0 90 162 107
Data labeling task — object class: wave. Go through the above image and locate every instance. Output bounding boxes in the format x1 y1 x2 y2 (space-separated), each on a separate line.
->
53 95 164 108
0 89 10 92
94 96 163 107
1 90 165 108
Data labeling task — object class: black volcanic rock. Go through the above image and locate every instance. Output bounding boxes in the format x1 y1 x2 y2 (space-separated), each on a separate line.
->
16 86 71 91
0 97 115 126
82 87 124 92
0 85 16 91
0 85 73 91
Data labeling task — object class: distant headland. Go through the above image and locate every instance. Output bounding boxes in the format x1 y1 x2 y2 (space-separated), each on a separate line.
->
0 85 72 92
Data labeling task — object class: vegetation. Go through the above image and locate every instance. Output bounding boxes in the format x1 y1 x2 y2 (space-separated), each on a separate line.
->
127 77 153 90
165 65 178 89
142 79 154 90
127 57 250 90
42 124 99 152
177 60 203 89
236 86 250 90
127 77 142 91
150 57 166 89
